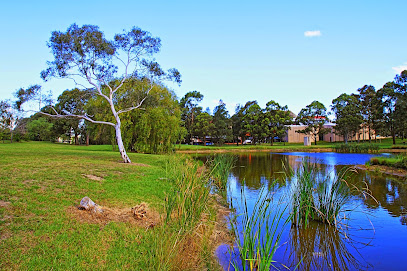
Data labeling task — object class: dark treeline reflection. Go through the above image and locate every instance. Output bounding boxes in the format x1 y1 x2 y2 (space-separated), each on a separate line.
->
230 153 290 190
285 221 372 271
349 168 407 225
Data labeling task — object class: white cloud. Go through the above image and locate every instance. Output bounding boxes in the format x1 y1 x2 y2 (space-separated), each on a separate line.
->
392 63 407 74
304 30 321 37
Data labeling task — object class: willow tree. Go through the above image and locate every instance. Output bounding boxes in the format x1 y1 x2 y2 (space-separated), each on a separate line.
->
16 24 181 163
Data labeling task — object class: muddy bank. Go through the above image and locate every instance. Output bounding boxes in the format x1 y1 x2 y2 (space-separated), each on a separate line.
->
356 164 407 178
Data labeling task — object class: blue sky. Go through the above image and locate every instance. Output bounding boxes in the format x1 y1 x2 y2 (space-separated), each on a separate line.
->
1 0 406 116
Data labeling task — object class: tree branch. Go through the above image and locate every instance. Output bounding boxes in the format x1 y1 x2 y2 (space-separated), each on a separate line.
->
39 110 115 127
117 84 153 115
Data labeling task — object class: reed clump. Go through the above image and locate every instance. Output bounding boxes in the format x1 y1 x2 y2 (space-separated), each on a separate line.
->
207 154 236 192
148 155 217 270
229 187 289 271
288 161 358 228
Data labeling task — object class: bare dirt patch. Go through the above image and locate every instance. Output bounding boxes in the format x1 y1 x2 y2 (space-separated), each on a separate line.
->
116 161 151 167
0 200 11 208
173 195 232 270
82 174 104 181
211 196 233 248
68 202 160 229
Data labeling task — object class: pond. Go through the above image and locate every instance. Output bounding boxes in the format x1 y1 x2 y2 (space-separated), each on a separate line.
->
214 152 407 270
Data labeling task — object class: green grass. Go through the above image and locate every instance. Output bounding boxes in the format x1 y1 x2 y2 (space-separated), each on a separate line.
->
369 155 407 170
0 141 219 270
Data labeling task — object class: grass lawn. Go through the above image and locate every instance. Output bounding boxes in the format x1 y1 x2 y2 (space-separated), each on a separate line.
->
0 142 219 270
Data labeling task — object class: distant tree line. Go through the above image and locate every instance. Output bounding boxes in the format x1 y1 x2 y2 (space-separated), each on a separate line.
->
178 70 407 146
2 70 407 149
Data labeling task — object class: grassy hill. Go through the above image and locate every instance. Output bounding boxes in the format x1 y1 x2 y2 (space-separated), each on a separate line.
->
0 142 221 270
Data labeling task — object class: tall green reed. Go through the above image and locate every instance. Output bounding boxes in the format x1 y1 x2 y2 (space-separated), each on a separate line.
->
148 155 214 270
229 186 290 271
164 155 211 231
208 154 236 192
288 160 355 227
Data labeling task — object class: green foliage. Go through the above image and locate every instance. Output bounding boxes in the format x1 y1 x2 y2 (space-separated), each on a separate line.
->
331 93 363 143
120 84 184 153
212 100 232 145
84 79 184 153
148 155 218 270
0 100 19 143
376 82 399 144
180 91 203 143
27 117 54 141
191 112 214 144
263 100 292 145
164 156 211 230
295 101 330 145
240 101 264 144
334 143 379 153
357 85 377 142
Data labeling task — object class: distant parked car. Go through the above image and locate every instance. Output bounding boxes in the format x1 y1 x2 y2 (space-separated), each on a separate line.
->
243 139 252 145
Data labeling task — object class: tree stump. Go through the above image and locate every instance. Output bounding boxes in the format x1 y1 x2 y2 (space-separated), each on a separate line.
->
78 196 103 213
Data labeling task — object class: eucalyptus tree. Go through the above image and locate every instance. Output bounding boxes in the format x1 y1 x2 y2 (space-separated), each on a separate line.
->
240 101 264 144
394 70 407 138
231 105 245 145
295 101 330 145
15 24 181 163
357 85 377 142
262 100 292 145
331 93 363 143
212 100 232 145
179 91 203 144
377 82 398 144
191 112 214 146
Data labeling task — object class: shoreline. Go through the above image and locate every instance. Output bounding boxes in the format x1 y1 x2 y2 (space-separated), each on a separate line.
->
355 164 407 178
176 148 407 154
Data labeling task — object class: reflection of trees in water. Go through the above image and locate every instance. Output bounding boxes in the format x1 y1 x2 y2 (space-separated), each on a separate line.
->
230 153 290 190
285 221 371 271
227 153 407 226
346 169 407 222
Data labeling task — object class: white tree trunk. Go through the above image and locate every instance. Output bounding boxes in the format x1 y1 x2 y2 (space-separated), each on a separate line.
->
110 112 132 163
115 123 131 163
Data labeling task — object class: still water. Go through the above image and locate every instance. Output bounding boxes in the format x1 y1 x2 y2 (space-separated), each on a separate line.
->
215 152 407 271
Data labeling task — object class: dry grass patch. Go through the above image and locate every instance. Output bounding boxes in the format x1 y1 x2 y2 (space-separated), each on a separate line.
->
82 174 104 181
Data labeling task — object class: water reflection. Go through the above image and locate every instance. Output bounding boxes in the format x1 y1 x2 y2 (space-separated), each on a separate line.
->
219 152 407 270
284 221 372 271
230 152 407 227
